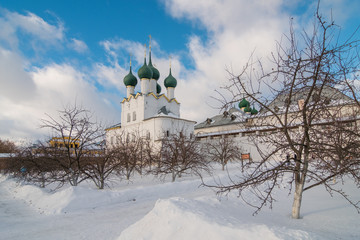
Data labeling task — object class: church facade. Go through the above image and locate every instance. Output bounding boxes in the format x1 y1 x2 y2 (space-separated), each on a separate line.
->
106 45 195 147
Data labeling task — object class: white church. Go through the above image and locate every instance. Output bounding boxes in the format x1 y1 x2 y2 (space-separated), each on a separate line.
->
105 44 195 147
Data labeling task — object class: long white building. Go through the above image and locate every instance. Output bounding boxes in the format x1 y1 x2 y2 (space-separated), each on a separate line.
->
194 86 358 162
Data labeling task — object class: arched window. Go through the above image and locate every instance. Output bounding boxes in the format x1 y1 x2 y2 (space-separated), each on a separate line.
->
133 111 136 121
127 113 131 122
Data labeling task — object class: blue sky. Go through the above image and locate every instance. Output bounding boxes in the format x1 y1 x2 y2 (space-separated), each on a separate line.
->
0 0 204 68
0 0 359 141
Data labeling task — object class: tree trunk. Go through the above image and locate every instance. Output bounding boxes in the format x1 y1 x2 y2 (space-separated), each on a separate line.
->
291 181 304 219
69 173 78 186
172 170 176 182
99 179 104 189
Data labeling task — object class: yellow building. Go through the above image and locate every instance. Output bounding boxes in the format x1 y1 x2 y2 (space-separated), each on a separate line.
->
49 137 80 149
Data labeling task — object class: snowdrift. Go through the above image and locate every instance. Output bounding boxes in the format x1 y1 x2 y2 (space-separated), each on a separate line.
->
118 197 310 240
5 178 125 215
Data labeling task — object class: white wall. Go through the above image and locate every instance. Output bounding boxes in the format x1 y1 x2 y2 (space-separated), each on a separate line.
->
106 115 195 148
121 94 180 128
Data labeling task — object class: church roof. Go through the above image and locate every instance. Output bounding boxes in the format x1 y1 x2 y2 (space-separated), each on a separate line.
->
238 98 250 108
123 66 138 87
138 57 153 79
164 68 177 88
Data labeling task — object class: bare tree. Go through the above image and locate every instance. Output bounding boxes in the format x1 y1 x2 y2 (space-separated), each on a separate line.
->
107 130 160 181
40 104 104 186
6 144 60 188
157 132 209 182
141 137 160 173
0 139 17 153
205 136 242 171
109 132 141 180
81 142 122 189
213 3 360 218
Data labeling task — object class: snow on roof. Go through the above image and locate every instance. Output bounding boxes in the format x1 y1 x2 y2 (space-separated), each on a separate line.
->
195 108 250 129
105 123 121 131
0 153 13 158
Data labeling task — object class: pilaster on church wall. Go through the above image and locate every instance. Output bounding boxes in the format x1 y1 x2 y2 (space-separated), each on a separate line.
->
120 101 126 127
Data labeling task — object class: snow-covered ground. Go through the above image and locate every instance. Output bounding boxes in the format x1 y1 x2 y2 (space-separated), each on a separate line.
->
0 164 359 240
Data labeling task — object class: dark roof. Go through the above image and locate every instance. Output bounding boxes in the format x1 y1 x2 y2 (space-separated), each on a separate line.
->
195 108 249 129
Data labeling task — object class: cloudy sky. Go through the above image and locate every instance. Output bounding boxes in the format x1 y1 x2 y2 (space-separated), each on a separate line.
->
0 0 359 141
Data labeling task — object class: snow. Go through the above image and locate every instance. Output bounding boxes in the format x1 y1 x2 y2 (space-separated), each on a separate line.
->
0 165 359 240
118 197 310 240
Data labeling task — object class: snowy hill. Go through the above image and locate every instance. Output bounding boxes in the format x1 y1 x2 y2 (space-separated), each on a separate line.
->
0 165 359 240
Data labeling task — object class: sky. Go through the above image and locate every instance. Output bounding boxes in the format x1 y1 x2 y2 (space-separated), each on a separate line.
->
0 0 359 142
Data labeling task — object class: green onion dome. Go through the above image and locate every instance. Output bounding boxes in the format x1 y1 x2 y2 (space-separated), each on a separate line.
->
238 98 250 109
164 68 177 88
137 57 153 79
123 66 138 87
250 107 258 115
244 105 252 113
156 83 161 94
148 52 160 80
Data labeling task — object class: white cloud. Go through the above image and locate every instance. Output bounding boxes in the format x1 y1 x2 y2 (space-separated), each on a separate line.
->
0 9 64 49
94 39 145 90
31 63 121 123
0 9 122 140
162 0 289 122
0 48 36 102
68 38 88 53
0 62 121 140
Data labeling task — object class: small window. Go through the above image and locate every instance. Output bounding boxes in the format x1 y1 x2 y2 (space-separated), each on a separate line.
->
133 111 136 121
166 130 170 137
146 131 150 140
127 113 131 122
